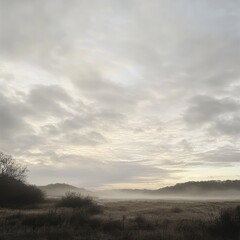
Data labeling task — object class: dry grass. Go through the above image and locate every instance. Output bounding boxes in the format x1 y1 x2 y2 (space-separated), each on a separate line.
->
102 199 240 220
0 199 240 240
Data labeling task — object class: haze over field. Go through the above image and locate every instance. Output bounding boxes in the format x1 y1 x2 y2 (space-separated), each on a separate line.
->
0 0 240 190
38 180 240 200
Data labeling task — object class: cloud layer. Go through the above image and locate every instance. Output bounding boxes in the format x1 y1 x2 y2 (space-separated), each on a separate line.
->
0 0 240 189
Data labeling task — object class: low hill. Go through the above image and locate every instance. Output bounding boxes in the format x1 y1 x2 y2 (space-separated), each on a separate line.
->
39 180 240 199
96 180 240 199
38 183 92 198
157 180 240 195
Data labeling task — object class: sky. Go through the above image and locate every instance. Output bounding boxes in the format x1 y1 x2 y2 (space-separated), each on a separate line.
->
0 0 240 189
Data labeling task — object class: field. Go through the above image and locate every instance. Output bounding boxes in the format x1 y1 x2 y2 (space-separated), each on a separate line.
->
0 199 240 240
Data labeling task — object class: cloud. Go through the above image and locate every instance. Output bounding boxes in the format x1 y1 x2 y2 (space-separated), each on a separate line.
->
197 146 240 165
27 152 173 188
61 131 107 146
213 116 240 136
184 95 239 126
0 90 32 138
184 95 240 138
27 84 72 119
0 0 240 188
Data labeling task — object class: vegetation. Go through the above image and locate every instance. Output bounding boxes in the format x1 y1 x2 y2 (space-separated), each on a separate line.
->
0 199 240 240
1 152 240 239
0 152 27 181
56 192 102 214
39 183 92 197
0 175 45 208
0 152 44 207
210 206 240 239
159 180 240 194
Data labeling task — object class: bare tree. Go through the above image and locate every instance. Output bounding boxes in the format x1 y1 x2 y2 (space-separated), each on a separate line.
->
0 152 27 181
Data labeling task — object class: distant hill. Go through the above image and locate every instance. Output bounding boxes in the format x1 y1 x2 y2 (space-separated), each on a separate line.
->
38 183 92 198
96 180 240 199
39 180 240 199
157 180 240 195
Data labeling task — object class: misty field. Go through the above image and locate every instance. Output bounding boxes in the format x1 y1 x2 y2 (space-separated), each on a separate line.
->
1 199 240 240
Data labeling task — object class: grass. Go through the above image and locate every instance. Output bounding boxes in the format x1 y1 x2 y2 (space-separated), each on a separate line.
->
0 199 240 240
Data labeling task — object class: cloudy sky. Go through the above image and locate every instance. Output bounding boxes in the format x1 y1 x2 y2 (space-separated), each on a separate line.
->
0 0 240 189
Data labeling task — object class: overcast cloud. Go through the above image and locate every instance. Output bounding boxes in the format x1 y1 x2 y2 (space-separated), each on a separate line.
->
0 0 240 189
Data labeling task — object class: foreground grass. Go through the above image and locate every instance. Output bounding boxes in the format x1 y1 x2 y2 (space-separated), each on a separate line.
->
0 199 240 240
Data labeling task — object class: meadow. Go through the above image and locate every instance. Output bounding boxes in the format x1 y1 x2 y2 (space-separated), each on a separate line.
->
0 198 240 240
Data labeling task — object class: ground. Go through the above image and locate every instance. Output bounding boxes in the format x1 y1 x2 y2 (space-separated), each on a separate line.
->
0 199 240 240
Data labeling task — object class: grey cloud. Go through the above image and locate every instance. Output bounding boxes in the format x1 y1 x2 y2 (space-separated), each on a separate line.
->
27 84 72 118
0 0 73 62
1 0 240 100
0 91 32 138
0 95 35 154
41 124 59 136
213 116 240 136
61 131 107 146
87 131 107 143
72 68 152 115
198 146 240 165
180 140 193 152
14 134 45 150
59 105 125 133
0 85 73 153
184 95 239 126
0 99 26 134
161 145 240 168
1 0 240 187
61 115 93 131
29 85 72 103
0 81 116 157
28 153 172 188
184 95 240 138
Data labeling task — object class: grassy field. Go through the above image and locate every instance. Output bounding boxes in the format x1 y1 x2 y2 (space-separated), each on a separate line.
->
0 199 240 240
102 199 240 220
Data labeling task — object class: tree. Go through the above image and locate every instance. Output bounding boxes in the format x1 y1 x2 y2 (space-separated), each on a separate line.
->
0 174 45 207
0 152 27 181
0 152 44 207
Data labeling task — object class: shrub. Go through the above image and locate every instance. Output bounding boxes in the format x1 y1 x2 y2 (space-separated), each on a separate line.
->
56 192 102 214
0 175 44 207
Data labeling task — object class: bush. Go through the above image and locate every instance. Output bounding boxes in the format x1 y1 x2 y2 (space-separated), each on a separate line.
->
56 192 102 214
0 175 44 207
